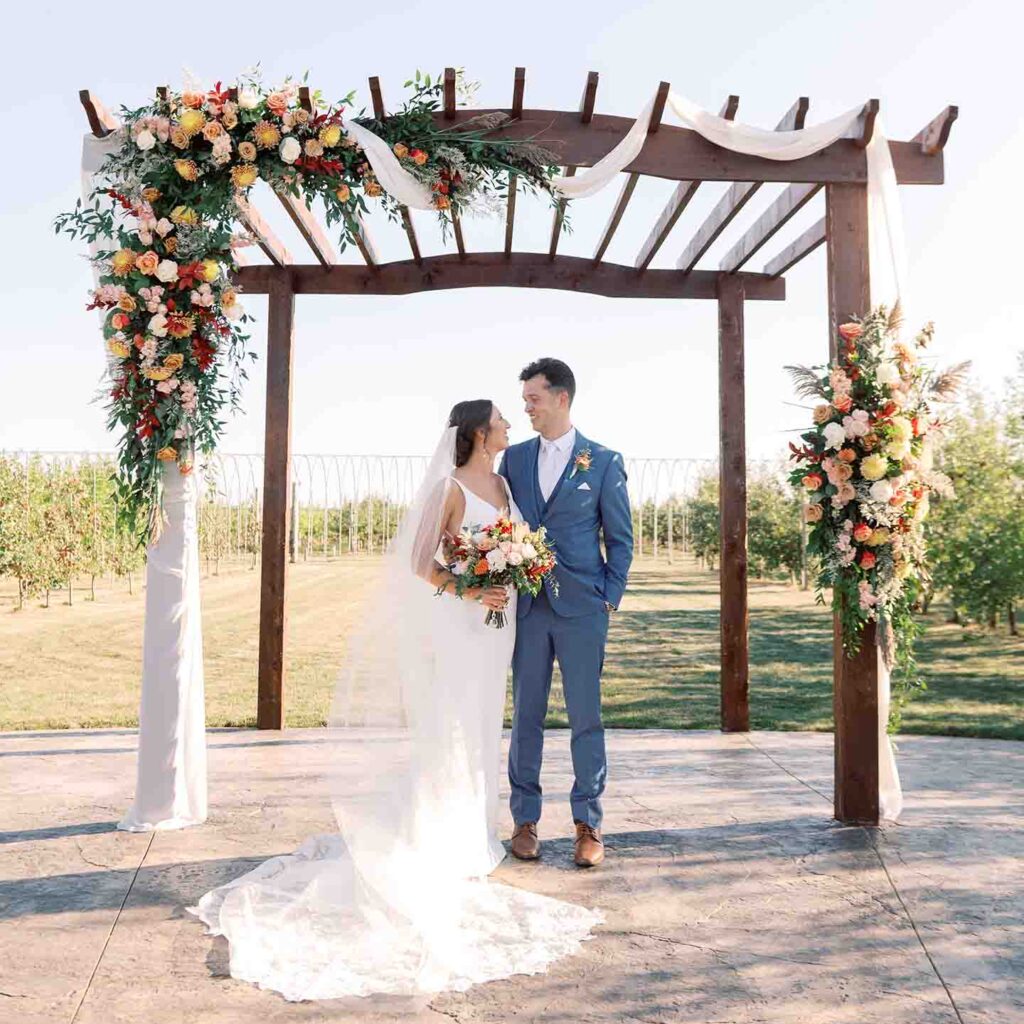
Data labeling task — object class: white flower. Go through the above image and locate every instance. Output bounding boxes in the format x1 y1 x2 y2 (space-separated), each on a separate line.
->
521 543 537 560
155 259 178 283
136 129 156 151
486 549 507 572
869 479 894 503
148 313 169 337
155 218 174 238
224 302 244 321
507 551 524 567
472 531 490 547
452 561 468 576
843 410 870 440
278 136 302 164
823 422 847 450
875 361 900 386
238 88 259 110
138 230 153 245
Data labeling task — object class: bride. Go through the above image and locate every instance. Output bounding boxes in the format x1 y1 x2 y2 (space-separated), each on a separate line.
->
189 400 603 1003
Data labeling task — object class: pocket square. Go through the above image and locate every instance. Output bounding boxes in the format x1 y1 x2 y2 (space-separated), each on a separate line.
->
577 481 591 491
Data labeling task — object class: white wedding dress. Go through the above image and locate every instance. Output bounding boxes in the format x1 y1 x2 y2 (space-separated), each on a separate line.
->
189 430 602 1003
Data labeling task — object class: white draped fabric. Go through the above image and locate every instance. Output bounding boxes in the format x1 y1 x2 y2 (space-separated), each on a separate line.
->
80 84 907 822
81 133 208 832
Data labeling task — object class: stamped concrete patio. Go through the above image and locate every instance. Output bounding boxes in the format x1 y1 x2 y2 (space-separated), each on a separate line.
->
1 727 1021 1024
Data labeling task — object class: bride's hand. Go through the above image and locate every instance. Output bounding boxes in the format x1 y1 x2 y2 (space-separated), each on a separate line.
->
477 586 510 611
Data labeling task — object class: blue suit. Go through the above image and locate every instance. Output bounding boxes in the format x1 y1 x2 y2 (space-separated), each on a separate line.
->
499 431 633 829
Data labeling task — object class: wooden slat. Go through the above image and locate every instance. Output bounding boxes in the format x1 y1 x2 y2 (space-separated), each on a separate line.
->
275 192 337 267
717 273 749 732
298 86 312 114
635 95 739 270
257 272 296 731
763 217 825 277
593 174 640 263
368 76 421 263
848 99 880 148
579 71 599 124
234 196 293 266
79 90 117 137
913 104 958 155
443 68 456 119
677 97 809 273
505 68 525 256
235 253 788 301
156 85 168 106
720 182 821 272
451 207 466 257
344 210 378 266
550 71 601 258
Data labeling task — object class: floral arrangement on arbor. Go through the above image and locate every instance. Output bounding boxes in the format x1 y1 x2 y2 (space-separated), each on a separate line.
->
57 70 562 542
786 306 967 699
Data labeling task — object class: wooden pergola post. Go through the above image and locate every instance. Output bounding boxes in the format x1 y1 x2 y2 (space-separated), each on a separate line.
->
826 182 880 823
717 273 750 732
257 271 295 730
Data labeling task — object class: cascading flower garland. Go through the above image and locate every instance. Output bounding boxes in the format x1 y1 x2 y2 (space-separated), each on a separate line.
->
57 70 563 542
786 306 967 709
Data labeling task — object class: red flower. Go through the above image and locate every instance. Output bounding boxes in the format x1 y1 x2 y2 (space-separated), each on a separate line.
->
860 551 877 570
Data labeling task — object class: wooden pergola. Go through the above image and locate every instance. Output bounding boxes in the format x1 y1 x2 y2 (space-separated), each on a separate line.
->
81 70 957 826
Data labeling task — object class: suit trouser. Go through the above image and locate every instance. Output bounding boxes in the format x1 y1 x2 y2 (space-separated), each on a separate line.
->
509 588 609 829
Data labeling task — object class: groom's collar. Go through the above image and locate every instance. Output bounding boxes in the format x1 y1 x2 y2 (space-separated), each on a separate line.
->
538 426 576 454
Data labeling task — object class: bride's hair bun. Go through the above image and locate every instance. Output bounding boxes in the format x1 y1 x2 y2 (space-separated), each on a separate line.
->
448 400 494 467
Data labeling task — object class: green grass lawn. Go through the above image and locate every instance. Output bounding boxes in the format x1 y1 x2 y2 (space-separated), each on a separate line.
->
1 555 1021 739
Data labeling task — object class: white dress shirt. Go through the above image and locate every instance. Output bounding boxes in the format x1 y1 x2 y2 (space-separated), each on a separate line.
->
537 427 576 503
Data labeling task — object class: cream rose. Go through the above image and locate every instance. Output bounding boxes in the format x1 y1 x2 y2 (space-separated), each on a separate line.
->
148 313 169 337
875 361 900 386
279 136 302 164
155 259 178 283
869 479 894 503
237 88 259 110
136 129 156 151
823 422 847 450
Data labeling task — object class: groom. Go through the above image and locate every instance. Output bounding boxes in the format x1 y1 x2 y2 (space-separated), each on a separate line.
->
499 358 633 868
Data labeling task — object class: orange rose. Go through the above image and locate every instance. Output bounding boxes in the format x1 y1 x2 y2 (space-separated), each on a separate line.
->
117 295 137 312
801 473 823 491
434 196 451 210
838 322 863 342
156 446 178 461
832 463 853 483
838 448 857 463
181 91 204 109
833 393 853 414
812 404 832 425
135 250 160 276
238 141 258 162
334 183 351 202
853 523 873 543
473 559 489 576
804 503 823 523
266 91 288 116
393 142 409 159
202 120 225 141
410 148 428 165
110 312 131 330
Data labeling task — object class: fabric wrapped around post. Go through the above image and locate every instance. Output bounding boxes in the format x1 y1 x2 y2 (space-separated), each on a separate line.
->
81 131 208 831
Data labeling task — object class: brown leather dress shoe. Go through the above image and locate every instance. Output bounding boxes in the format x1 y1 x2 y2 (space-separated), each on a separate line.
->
574 821 605 867
510 822 540 860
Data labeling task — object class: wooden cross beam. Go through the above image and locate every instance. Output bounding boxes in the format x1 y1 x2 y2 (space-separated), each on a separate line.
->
592 81 671 265
79 90 118 136
763 217 825 277
443 68 467 259
914 104 958 155
234 196 294 267
635 95 740 271
676 98 809 273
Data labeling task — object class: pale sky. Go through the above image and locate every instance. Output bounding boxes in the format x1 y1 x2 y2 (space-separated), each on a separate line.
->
1 0 1020 463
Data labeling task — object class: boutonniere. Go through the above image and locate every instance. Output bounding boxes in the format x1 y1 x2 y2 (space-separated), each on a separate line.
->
570 447 593 478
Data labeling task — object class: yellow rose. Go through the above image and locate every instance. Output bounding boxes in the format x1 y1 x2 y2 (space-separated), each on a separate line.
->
220 287 238 309
174 159 200 181
318 123 342 148
222 109 238 130
106 338 130 359
230 163 259 189
170 127 190 150
860 453 889 481
201 259 220 282
238 141 257 162
111 249 137 276
178 109 206 137
334 183 350 202
866 528 891 547
364 180 382 197
163 353 185 371
117 294 137 312
393 142 409 159
170 205 199 226
143 366 174 381
156 446 178 461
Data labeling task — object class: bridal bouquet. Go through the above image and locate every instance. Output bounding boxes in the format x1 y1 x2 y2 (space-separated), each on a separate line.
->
439 517 558 628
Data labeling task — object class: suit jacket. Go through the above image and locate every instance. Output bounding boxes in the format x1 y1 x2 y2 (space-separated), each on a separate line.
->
499 431 633 619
